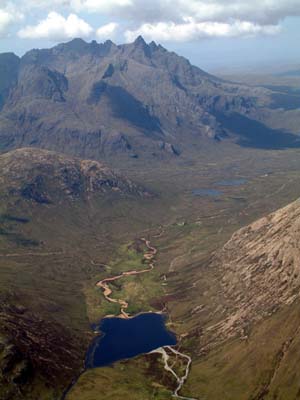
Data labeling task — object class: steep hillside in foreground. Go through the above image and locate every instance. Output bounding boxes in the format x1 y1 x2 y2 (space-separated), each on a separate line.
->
210 198 300 344
187 198 300 399
0 37 298 161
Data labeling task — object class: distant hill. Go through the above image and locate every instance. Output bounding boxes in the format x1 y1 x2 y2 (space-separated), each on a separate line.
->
0 147 152 204
276 68 300 77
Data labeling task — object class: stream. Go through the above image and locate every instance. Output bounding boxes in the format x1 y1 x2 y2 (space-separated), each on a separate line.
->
91 238 197 399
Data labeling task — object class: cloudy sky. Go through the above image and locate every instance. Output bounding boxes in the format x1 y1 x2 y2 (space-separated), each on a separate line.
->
1 0 300 71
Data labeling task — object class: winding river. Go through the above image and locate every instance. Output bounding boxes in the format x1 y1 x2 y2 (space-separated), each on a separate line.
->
96 239 156 318
95 238 197 400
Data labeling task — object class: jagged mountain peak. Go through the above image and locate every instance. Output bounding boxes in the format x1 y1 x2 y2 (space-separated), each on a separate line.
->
133 35 147 46
58 37 89 52
149 40 158 49
0 37 286 161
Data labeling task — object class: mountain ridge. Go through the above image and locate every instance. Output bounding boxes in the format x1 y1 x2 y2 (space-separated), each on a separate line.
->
1 36 296 161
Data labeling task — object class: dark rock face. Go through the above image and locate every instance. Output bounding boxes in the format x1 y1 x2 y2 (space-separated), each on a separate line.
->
21 175 52 204
0 53 20 110
105 132 132 152
15 64 68 103
102 63 115 79
158 141 180 155
0 37 295 159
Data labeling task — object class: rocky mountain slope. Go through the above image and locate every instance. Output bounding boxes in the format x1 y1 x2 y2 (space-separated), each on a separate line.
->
184 198 300 399
0 147 151 204
0 37 297 160
206 198 300 346
0 53 20 110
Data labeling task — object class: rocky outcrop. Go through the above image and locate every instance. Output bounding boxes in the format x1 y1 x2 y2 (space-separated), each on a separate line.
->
158 141 181 156
0 148 152 204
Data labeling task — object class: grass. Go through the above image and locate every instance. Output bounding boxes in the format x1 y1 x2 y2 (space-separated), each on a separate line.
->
185 301 300 400
83 240 165 322
66 359 173 400
2 143 300 398
73 145 300 400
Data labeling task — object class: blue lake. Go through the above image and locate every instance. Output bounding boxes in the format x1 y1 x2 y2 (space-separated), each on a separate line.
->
86 313 176 368
192 179 248 197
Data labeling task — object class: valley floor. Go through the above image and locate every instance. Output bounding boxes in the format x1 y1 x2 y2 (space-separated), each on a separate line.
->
2 144 300 399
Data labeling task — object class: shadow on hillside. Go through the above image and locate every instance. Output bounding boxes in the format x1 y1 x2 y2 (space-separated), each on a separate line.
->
88 82 162 135
215 112 300 150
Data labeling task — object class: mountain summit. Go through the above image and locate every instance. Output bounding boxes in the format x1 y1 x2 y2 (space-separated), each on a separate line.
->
0 37 297 160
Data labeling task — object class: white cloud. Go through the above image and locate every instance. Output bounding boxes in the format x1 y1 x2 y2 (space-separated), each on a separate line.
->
66 0 298 42
65 0 300 25
70 0 133 13
0 2 23 37
125 19 281 42
18 11 93 40
5 0 300 43
96 22 118 39
20 0 70 8
0 9 14 36
175 0 300 25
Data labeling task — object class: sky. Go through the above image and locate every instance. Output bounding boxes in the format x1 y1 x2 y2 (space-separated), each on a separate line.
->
0 0 300 72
